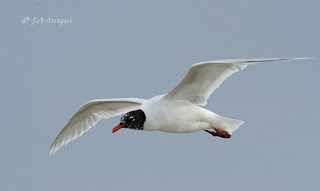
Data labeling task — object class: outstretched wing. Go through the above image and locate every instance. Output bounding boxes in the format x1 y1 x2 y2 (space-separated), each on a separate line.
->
165 58 306 106
49 98 145 155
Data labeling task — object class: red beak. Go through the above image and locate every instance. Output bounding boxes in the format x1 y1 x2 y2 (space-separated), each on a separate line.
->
112 124 126 133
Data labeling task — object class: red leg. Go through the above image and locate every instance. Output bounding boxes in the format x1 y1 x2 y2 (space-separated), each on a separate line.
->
204 127 231 138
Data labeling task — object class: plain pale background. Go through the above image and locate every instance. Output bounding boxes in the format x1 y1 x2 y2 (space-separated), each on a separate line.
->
1 1 319 190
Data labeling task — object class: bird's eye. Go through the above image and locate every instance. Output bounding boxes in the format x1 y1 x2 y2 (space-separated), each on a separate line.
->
128 116 135 122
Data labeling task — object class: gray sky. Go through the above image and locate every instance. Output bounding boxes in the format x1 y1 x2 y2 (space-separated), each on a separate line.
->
1 1 319 191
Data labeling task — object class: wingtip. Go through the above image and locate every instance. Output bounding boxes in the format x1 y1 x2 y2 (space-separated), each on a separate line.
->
293 57 315 60
49 145 58 156
49 149 54 156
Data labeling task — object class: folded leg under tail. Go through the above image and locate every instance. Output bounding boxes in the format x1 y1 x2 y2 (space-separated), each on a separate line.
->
204 115 244 138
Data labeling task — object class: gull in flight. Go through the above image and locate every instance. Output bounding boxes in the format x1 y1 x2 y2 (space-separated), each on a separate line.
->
49 58 310 155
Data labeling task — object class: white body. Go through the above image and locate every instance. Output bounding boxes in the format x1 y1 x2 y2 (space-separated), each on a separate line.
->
141 95 243 133
141 95 213 133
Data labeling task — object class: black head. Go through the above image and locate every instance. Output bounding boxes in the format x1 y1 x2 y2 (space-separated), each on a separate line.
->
112 109 146 133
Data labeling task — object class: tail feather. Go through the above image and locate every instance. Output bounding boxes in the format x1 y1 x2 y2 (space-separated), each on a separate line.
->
215 115 244 134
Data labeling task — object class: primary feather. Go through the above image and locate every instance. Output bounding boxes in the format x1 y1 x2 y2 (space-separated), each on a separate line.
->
49 98 145 155
165 58 302 106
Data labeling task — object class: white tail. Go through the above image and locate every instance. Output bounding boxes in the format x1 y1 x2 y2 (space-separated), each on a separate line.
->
215 115 244 134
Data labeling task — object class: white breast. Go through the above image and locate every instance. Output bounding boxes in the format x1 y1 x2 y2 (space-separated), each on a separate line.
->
140 95 213 133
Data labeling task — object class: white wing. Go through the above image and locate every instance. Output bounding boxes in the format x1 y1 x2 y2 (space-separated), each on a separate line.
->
165 58 309 106
49 98 145 155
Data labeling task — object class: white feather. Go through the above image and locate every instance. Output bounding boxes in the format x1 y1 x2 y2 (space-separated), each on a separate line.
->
49 98 145 155
165 58 309 106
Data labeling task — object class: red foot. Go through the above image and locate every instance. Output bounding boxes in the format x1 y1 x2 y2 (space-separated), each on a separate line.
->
204 127 231 138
